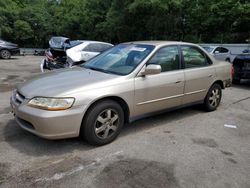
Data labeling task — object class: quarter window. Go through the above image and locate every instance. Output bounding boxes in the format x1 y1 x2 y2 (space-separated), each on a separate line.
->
220 47 229 53
148 46 180 72
84 43 105 52
181 46 207 68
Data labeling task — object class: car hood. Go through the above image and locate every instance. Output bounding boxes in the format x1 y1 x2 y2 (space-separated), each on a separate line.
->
17 67 120 98
2 41 18 47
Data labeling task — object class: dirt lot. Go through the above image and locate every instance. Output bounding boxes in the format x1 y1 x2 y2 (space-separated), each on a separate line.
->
0 56 250 188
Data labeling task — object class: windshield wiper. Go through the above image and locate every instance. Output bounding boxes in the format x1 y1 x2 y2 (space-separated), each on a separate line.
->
83 65 121 75
88 67 106 72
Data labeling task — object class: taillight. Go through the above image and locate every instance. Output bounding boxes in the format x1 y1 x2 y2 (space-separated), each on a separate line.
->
231 65 234 77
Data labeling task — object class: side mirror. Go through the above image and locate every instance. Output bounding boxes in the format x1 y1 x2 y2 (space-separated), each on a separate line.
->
140 64 161 76
214 51 220 54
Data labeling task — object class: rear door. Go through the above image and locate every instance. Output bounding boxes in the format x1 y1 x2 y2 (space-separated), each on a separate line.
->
181 45 215 104
134 45 185 116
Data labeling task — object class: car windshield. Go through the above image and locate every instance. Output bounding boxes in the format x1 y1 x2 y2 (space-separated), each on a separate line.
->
203 46 214 53
81 44 155 75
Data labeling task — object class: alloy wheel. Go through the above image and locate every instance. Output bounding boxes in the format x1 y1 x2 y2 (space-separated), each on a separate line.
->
1 50 11 59
94 109 119 139
208 88 221 107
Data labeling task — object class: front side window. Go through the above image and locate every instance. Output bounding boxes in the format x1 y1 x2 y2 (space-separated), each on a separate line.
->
82 44 155 75
148 46 180 72
181 46 207 68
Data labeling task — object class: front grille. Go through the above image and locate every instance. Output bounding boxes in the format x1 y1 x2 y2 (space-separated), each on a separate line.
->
14 91 25 104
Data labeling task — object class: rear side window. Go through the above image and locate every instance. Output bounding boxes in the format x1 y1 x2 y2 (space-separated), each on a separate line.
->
181 46 208 68
220 47 229 53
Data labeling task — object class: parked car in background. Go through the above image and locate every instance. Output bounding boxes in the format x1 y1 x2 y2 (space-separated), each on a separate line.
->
41 37 113 72
232 50 250 84
41 36 82 72
203 46 232 62
11 41 232 145
0 39 20 59
66 41 113 65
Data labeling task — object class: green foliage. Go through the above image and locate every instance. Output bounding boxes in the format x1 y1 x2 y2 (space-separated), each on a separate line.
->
13 20 33 41
0 0 249 47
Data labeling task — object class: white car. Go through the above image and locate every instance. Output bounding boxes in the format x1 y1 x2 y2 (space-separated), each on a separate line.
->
66 41 113 64
203 46 232 62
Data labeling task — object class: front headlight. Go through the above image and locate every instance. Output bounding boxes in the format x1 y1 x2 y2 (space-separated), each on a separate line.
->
28 97 75 111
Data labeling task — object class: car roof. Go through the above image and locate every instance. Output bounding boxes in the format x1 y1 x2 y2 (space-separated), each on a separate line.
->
205 46 229 49
124 41 200 47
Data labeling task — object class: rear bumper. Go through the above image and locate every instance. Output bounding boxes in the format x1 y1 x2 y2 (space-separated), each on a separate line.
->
234 70 250 79
40 59 67 72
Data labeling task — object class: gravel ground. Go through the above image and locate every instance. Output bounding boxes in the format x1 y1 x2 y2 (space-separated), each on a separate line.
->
0 56 250 188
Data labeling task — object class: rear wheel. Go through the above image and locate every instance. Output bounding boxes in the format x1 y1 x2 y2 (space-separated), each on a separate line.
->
204 83 222 111
0 49 11 59
81 100 124 146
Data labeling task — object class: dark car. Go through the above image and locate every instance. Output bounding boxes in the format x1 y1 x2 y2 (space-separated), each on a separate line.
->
232 50 250 84
0 39 20 59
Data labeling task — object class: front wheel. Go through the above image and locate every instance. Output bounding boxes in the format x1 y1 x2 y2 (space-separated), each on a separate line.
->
0 49 11 59
81 100 124 146
204 84 222 111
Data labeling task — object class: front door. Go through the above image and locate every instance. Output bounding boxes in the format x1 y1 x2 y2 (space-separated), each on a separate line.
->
134 45 185 116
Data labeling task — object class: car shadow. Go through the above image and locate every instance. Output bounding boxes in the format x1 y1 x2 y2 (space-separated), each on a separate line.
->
121 105 204 137
0 57 19 60
3 119 95 157
3 105 204 157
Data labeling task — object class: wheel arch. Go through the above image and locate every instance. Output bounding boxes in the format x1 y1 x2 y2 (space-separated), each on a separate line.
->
79 96 130 138
82 96 130 124
212 80 224 89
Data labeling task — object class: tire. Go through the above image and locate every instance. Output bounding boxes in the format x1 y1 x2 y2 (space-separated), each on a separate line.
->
81 100 124 146
0 49 11 59
204 83 222 112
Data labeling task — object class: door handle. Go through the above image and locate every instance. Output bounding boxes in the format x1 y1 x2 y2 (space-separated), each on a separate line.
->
175 80 182 83
208 74 213 77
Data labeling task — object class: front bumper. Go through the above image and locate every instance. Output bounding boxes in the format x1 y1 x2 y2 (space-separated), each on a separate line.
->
10 48 20 55
10 91 85 139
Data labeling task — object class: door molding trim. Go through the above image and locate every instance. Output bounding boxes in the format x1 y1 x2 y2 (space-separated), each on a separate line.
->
136 89 206 106
185 89 206 96
137 94 184 106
